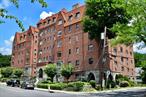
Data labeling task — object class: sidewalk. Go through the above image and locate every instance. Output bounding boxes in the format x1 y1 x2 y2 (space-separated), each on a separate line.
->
0 82 6 85
34 86 146 94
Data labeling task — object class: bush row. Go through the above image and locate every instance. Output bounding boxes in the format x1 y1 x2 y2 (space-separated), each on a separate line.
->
37 81 85 91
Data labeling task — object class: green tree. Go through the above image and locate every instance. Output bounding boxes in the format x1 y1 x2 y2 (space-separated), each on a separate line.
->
61 64 74 82
83 0 146 45
141 71 146 84
1 67 13 78
134 52 146 67
13 68 23 78
0 0 47 31
44 64 57 82
0 53 11 67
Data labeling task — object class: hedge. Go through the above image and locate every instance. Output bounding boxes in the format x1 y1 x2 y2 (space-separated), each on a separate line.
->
37 84 48 89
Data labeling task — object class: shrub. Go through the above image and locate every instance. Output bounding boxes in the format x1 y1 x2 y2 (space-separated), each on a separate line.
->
119 81 130 87
95 85 101 90
1 67 13 78
50 83 67 90
37 84 48 89
129 81 135 87
40 80 50 84
89 80 96 88
0 78 9 82
13 68 23 78
66 81 84 91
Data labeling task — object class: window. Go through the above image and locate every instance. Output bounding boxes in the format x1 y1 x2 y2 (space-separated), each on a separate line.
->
57 51 62 57
68 25 72 32
68 61 72 64
76 23 79 29
114 60 117 65
127 68 129 72
58 19 63 25
120 47 123 52
89 58 94 64
126 50 128 55
57 31 62 36
53 17 56 22
130 52 132 56
126 58 128 65
40 32 43 36
88 44 94 51
34 58 36 63
38 58 42 63
39 50 42 55
52 26 55 32
75 12 80 18
68 15 73 22
57 40 62 47
121 66 124 71
48 28 50 32
39 41 43 45
131 60 133 64
121 57 124 63
69 37 71 43
76 47 79 54
69 49 71 54
113 48 117 55
48 19 51 24
76 60 80 65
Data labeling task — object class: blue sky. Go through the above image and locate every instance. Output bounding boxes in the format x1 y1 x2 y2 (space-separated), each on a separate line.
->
0 0 85 55
0 0 145 55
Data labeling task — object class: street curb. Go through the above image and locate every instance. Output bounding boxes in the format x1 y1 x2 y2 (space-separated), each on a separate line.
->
0 82 6 85
34 87 146 94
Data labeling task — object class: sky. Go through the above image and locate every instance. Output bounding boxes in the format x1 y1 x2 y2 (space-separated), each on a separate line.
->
0 0 84 55
0 0 145 55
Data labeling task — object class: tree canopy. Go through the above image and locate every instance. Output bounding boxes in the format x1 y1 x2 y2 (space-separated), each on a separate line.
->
83 0 146 45
0 53 11 67
134 52 146 68
0 0 47 31
44 64 57 82
61 64 74 82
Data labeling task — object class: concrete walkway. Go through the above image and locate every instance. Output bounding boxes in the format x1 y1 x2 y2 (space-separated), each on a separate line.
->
35 87 146 95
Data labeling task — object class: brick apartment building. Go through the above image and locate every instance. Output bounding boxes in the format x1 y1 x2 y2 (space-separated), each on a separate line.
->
11 4 135 83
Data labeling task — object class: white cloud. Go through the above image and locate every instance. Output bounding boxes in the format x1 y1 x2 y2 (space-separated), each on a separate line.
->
4 36 14 47
0 47 12 55
0 0 11 8
40 11 54 19
133 42 146 53
0 35 14 55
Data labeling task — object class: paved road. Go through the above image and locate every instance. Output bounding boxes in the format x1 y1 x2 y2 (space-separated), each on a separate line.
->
1 84 146 97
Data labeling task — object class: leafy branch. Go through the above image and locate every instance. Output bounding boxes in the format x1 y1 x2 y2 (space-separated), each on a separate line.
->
0 0 47 31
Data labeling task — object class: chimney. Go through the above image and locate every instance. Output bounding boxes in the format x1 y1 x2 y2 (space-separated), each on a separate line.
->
61 8 67 13
72 3 80 9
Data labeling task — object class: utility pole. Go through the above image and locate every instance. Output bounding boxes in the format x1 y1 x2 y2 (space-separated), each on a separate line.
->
100 26 107 88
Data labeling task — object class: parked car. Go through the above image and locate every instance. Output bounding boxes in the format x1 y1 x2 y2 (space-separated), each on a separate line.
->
20 81 34 89
6 79 20 87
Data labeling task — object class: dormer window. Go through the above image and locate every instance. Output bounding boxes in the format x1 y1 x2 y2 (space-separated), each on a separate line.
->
75 12 80 18
53 17 56 23
58 19 63 25
48 19 51 24
68 15 73 22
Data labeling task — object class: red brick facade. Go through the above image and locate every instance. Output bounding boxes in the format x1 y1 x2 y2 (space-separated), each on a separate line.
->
11 4 135 82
